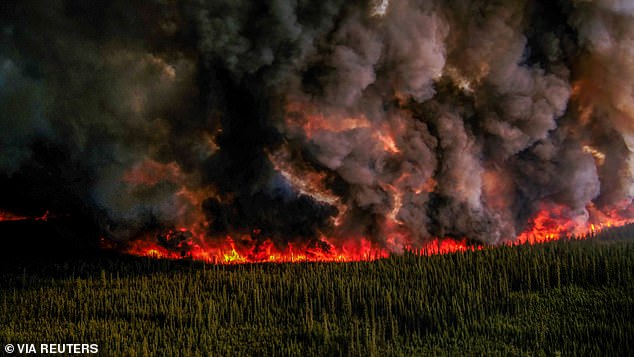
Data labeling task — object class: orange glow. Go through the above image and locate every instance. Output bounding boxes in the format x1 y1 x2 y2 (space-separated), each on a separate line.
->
285 100 403 156
0 210 50 222
420 238 473 255
122 159 184 186
113 99 634 265
123 234 392 264
376 132 400 154
516 203 634 245
267 146 348 226
121 159 217 236
115 200 634 264
516 208 569 244
0 211 29 222
267 147 340 206
571 80 595 126
120 231 482 264
285 101 372 139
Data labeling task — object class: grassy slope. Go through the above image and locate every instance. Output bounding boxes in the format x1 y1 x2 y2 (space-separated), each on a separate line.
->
1 238 633 356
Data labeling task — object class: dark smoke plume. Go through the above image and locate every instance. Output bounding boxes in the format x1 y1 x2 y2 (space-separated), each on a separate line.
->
1 0 634 250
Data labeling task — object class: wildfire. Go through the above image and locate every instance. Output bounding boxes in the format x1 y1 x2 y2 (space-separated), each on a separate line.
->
115 200 634 265
515 203 634 245
420 238 472 255
123 234 392 264
119 231 483 264
112 98 634 266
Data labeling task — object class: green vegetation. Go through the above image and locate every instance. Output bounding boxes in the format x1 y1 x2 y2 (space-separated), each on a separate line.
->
1 236 633 356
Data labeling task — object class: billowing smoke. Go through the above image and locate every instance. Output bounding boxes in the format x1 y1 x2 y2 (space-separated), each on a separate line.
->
2 0 634 251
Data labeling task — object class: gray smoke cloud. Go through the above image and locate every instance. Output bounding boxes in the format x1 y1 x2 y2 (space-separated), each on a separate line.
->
1 0 634 250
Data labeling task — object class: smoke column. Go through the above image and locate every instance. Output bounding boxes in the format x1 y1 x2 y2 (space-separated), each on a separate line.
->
2 0 634 256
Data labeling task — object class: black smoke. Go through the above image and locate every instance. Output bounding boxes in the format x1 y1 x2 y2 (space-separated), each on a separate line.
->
1 0 634 251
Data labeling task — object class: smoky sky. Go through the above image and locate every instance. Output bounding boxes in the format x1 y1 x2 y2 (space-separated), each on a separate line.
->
1 0 634 249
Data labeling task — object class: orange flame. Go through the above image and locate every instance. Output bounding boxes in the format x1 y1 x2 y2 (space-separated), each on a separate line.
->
120 232 482 264
123 234 392 264
112 99 634 264
516 202 634 245
115 199 634 264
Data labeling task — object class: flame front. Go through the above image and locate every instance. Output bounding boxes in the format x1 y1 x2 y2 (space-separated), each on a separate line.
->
115 188 634 264
119 206 633 264
516 203 634 245
122 235 482 264
124 234 392 264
